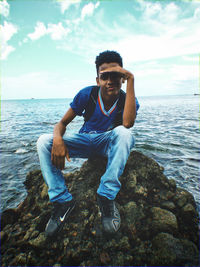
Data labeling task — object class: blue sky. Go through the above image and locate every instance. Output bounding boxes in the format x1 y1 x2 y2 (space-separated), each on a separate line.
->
1 0 199 99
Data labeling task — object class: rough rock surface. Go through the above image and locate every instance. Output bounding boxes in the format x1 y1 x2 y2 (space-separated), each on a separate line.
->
1 151 199 266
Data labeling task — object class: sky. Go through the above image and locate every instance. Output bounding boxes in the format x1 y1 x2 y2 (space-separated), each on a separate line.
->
0 0 200 99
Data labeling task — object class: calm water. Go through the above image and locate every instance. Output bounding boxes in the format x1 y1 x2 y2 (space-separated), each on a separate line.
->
0 95 199 213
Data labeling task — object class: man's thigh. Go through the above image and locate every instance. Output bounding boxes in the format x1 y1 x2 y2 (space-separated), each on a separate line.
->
63 132 93 158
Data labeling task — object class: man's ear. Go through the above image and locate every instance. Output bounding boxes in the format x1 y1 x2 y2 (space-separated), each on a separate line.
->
96 77 100 86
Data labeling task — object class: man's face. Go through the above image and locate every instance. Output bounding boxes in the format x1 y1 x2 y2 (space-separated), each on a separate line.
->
96 62 123 98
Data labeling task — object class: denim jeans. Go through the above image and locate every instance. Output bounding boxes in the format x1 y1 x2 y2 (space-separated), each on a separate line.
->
37 126 135 202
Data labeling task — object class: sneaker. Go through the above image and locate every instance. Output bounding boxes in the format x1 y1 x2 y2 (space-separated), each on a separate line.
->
97 194 121 233
45 199 75 237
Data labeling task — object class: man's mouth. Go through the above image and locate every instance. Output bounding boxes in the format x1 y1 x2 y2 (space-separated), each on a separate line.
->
107 84 118 90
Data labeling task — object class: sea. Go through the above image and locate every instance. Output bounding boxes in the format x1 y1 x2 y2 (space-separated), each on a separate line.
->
0 95 199 214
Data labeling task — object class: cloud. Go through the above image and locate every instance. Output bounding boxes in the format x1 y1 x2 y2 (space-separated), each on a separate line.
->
57 0 81 14
0 21 18 60
48 22 71 40
141 1 180 23
0 0 9 17
81 2 100 20
27 22 47 40
27 22 70 41
55 1 199 66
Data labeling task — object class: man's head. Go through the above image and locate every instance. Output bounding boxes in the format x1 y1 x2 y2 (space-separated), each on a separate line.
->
95 51 124 99
95 50 123 75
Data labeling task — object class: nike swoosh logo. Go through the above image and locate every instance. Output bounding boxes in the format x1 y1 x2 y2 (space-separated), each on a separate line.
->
60 208 70 222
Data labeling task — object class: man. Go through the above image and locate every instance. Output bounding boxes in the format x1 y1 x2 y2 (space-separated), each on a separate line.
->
37 50 140 237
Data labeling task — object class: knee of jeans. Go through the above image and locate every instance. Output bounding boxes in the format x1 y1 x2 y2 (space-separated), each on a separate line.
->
37 134 53 152
113 125 134 144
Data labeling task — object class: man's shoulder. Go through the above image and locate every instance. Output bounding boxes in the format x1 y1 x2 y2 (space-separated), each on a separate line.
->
78 85 96 96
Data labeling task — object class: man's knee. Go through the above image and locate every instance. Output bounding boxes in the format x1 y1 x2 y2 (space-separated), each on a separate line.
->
112 125 135 146
37 134 53 151
113 125 132 138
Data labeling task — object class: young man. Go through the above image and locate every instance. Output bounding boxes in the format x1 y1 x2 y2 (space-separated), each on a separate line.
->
37 50 140 237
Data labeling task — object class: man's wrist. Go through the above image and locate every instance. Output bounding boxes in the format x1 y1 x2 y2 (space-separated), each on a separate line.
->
127 74 134 81
53 136 63 144
126 76 134 87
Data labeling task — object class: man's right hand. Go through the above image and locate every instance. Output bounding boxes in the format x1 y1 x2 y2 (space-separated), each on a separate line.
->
51 136 70 170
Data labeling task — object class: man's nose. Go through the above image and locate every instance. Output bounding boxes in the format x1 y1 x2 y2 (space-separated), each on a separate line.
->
107 76 114 83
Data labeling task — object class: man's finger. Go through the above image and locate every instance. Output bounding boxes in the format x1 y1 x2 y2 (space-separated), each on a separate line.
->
65 150 71 162
51 153 56 167
59 157 65 170
54 156 60 169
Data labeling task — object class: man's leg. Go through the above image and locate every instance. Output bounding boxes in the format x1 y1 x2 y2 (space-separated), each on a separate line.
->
37 133 92 202
94 126 135 233
37 132 92 236
97 125 135 199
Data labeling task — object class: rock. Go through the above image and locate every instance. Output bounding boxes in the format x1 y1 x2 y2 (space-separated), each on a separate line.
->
100 251 111 265
149 207 178 235
0 231 7 244
28 232 47 247
1 151 199 267
160 200 176 211
1 209 19 229
174 188 196 207
9 253 27 266
40 183 48 199
150 232 199 266
182 203 197 215
168 178 177 191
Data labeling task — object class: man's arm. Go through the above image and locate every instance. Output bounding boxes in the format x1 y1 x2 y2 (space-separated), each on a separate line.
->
122 73 136 128
51 107 76 170
100 66 136 128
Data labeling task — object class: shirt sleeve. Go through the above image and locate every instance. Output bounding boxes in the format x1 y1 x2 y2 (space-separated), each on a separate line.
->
135 97 140 115
70 86 93 116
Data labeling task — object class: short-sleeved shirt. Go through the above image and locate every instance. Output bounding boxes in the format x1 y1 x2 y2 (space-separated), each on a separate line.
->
70 85 140 134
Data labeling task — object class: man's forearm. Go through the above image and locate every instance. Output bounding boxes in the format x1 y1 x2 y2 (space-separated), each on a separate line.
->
53 121 66 140
122 77 136 128
53 108 76 142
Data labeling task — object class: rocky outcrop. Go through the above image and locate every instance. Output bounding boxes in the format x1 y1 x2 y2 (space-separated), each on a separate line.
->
1 151 199 266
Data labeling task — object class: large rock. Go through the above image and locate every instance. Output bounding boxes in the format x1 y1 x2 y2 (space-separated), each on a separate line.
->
1 151 199 266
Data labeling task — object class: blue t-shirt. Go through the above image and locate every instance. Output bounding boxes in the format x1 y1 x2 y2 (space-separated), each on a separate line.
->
70 86 140 133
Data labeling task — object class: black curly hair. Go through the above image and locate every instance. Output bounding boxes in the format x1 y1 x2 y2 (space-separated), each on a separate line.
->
95 50 123 75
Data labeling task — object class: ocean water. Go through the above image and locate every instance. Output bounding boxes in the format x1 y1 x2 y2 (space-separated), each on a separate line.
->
0 95 199 213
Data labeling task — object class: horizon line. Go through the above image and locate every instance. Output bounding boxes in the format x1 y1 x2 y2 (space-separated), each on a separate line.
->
1 93 199 101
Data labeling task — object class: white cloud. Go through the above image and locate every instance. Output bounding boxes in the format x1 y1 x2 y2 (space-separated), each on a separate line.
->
137 0 180 21
27 22 70 41
0 0 9 17
57 0 81 14
48 22 70 40
56 1 199 65
27 22 47 40
81 2 100 20
115 27 200 64
0 21 18 60
1 45 15 60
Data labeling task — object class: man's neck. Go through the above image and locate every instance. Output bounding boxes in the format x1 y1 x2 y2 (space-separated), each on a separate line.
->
100 91 119 111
